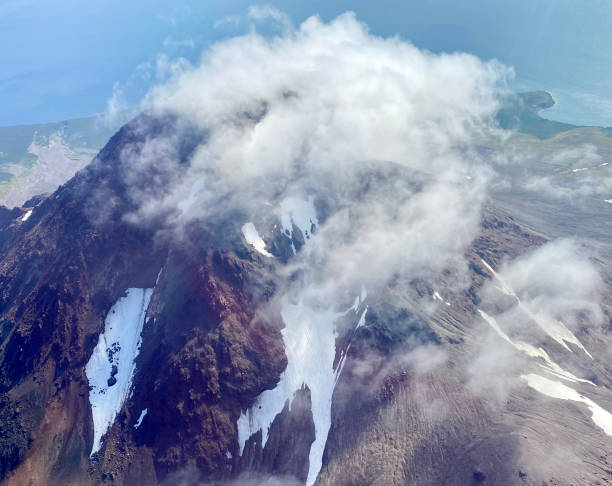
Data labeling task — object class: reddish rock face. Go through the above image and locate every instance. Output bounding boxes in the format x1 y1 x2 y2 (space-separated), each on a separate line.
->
0 115 290 486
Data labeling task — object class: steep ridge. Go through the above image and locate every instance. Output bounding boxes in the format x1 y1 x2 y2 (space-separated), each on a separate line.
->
0 115 287 485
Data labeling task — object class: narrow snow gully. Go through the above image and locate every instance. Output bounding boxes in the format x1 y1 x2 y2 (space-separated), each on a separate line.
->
134 408 148 429
237 292 367 486
85 287 154 456
238 195 364 485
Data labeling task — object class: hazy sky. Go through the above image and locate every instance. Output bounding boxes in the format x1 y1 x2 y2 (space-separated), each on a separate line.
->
1 0 610 126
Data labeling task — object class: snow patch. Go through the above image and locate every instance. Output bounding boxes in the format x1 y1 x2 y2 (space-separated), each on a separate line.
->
241 222 272 257
479 258 515 296
86 288 154 456
20 209 32 222
134 408 148 429
571 168 588 173
522 374 612 436
237 294 359 486
605 199 612 204
279 196 318 249
350 287 368 313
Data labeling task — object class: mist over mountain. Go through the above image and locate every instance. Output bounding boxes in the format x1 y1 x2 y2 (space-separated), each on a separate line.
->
0 10 611 486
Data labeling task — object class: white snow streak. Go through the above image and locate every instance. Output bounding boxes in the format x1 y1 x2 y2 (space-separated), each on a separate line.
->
522 374 612 436
86 288 153 456
356 307 368 329
433 290 451 306
530 310 593 358
20 209 32 222
237 197 361 485
134 408 148 429
241 222 272 256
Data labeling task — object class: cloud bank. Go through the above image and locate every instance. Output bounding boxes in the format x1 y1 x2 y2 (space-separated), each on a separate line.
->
113 11 510 307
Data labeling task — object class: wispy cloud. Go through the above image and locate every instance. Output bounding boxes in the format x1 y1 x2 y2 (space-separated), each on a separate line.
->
162 36 196 50
214 5 294 33
247 5 294 33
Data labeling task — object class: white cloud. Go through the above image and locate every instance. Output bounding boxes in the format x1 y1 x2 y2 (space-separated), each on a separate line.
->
139 13 506 300
214 5 294 33
213 14 242 30
497 238 604 332
102 12 513 309
103 81 128 127
247 5 294 33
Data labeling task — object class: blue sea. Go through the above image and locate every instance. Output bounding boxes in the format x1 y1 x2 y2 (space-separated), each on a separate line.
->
0 0 610 127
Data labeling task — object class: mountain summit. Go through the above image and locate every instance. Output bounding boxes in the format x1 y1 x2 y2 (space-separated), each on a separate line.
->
1 12 612 486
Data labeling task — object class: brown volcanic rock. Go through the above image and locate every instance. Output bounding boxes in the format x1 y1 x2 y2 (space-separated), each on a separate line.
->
0 211 164 485
0 114 288 485
0 117 174 484
114 246 287 484
87 245 288 485
3 111 612 486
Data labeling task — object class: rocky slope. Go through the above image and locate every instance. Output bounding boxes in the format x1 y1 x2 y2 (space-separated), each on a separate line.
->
0 109 611 486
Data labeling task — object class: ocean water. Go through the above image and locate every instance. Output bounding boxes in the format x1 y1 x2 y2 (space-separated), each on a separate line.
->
1 0 610 127
511 79 612 127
